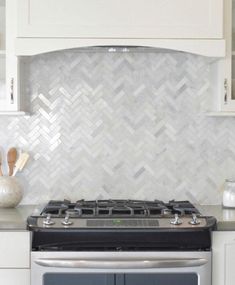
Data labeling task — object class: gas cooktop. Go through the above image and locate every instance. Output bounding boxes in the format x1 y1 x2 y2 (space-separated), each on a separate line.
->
28 199 216 251
28 199 213 228
40 199 200 217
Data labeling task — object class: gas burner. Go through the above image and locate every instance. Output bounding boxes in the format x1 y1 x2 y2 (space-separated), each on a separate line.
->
42 200 71 216
167 200 200 216
39 199 200 218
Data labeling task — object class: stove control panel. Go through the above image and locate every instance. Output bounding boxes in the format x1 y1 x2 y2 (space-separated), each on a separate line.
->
38 215 207 229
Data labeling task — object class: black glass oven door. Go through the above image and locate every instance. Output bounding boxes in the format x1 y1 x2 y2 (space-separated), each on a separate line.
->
43 273 198 285
120 273 198 285
43 273 115 285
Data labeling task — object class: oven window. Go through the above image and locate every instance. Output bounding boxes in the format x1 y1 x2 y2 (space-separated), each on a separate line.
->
43 273 115 285
43 273 198 285
124 273 198 285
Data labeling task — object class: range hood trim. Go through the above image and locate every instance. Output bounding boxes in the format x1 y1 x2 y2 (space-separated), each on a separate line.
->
15 38 226 57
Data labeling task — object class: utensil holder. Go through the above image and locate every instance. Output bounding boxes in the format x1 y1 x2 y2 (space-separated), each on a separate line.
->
0 176 23 208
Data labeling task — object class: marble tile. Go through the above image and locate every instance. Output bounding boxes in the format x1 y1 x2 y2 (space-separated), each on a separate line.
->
0 50 231 204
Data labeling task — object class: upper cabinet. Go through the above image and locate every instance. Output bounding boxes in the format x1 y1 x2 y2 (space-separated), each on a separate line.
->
222 0 235 112
0 0 6 110
208 0 235 115
0 0 25 114
17 0 223 39
15 0 225 57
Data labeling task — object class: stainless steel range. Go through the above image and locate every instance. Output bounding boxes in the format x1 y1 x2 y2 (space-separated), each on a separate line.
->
28 199 216 285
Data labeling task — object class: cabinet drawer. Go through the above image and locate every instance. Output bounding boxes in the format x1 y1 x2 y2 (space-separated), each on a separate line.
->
0 269 30 285
0 232 30 268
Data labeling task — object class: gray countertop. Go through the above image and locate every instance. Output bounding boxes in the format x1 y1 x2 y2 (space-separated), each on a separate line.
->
0 205 35 230
0 204 235 231
199 205 235 231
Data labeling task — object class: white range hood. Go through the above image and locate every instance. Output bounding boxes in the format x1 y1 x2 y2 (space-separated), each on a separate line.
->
16 38 225 57
15 0 225 57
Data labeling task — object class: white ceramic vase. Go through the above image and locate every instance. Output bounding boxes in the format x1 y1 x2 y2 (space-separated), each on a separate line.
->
0 177 23 208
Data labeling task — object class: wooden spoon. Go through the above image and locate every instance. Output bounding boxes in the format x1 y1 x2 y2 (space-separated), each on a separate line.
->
0 150 3 176
7 148 17 176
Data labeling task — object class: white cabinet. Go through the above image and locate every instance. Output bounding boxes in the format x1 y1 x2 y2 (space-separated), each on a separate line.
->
218 0 235 113
15 0 225 57
17 0 223 39
227 0 235 111
209 0 235 115
0 231 30 285
212 231 235 285
0 231 30 268
0 0 6 110
0 0 25 114
0 269 29 285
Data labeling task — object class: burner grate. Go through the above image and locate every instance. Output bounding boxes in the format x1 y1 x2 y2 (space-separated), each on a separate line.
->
40 199 200 218
73 199 168 217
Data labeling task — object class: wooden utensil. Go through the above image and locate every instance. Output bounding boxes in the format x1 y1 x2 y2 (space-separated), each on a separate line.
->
7 148 17 176
13 152 29 176
0 150 3 176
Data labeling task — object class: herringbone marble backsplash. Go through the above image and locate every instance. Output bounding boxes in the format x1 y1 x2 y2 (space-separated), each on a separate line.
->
0 49 233 205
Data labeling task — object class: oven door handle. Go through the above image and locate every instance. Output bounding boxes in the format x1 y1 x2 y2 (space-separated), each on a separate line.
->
34 258 208 269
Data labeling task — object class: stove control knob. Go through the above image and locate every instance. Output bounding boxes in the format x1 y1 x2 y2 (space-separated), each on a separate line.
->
189 214 200 225
43 214 55 226
62 215 73 226
170 214 182 225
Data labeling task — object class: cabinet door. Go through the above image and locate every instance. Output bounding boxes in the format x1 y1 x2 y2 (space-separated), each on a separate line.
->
212 231 235 285
0 56 6 111
0 269 30 285
43 274 114 285
0 0 21 112
0 232 30 268
0 0 7 111
223 0 235 111
0 56 20 112
17 0 223 39
225 243 235 285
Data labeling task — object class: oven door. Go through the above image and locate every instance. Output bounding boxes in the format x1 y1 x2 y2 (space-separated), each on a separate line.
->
31 251 211 285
